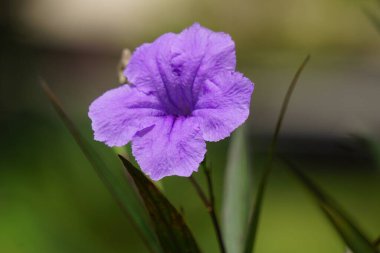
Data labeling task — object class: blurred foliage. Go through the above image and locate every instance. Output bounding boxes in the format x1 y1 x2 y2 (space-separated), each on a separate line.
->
286 160 378 253
1 0 380 252
1 117 380 253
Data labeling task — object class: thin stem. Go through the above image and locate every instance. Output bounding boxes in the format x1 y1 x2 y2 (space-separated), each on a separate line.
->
189 176 210 209
189 169 226 253
204 166 226 253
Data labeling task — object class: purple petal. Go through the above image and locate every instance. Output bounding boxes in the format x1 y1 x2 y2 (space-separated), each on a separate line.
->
131 116 206 180
88 85 166 147
124 23 236 116
172 23 236 99
124 33 176 95
125 33 189 115
192 71 254 141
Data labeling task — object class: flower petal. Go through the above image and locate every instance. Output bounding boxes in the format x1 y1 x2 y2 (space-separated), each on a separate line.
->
172 23 236 99
124 23 236 116
88 85 166 147
192 71 254 142
131 116 206 180
124 33 175 94
125 33 188 115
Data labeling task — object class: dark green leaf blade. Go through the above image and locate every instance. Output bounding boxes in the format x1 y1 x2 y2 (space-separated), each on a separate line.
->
41 80 162 253
285 160 378 253
119 155 201 253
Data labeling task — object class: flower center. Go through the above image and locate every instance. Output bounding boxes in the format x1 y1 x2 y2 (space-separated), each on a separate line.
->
160 93 194 116
155 59 197 116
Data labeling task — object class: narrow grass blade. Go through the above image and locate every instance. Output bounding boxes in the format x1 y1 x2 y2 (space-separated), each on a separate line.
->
222 127 252 253
285 159 378 253
40 80 162 253
243 169 268 253
243 55 310 253
119 155 201 253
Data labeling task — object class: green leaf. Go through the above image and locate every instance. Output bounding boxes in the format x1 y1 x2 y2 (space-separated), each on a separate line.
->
285 160 378 253
119 155 201 253
222 127 252 253
242 168 268 253
243 55 311 253
41 80 162 253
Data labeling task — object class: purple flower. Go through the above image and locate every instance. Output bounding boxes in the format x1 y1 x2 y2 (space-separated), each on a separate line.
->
89 23 254 180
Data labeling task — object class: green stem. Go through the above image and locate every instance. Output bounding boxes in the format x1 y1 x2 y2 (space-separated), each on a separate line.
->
204 166 226 253
189 167 226 253
189 176 210 208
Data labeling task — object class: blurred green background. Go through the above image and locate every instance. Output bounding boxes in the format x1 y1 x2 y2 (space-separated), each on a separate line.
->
1 0 380 252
